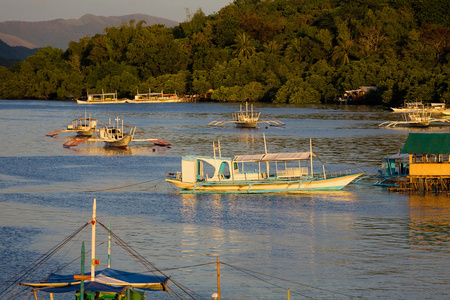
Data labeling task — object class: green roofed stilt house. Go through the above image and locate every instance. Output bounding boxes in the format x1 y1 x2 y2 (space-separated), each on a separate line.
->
395 133 450 192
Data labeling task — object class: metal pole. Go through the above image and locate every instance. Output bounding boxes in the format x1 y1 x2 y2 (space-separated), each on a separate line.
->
91 198 96 281
81 241 85 300
310 138 313 176
217 257 221 300
91 199 97 300
108 222 111 268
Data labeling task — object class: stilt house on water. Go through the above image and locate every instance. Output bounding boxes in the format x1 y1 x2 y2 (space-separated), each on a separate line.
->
392 133 450 192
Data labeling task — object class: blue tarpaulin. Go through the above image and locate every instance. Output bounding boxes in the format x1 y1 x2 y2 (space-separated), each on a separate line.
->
21 268 168 294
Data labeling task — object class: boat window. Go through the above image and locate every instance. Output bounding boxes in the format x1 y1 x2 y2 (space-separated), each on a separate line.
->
196 160 215 180
219 162 231 179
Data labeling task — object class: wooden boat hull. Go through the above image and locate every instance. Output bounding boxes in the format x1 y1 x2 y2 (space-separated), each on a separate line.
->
166 173 363 194
77 99 127 104
103 135 132 148
74 127 96 136
236 122 259 128
125 99 183 103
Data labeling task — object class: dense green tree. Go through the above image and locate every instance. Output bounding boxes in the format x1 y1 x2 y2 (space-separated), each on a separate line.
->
1 0 449 105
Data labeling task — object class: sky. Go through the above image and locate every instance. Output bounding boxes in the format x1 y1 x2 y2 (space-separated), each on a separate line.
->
0 0 232 23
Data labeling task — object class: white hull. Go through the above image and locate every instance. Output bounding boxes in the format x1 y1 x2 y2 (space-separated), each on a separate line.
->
166 173 363 193
103 135 132 148
236 121 259 128
72 126 96 136
77 99 127 104
125 99 183 103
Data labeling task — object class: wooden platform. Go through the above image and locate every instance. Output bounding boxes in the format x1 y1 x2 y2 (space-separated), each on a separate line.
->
389 176 450 192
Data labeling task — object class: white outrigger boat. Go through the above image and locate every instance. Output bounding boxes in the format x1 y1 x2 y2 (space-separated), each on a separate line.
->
208 103 285 128
166 137 363 193
126 89 182 103
77 91 127 104
46 112 98 137
379 109 450 128
63 116 171 149
390 102 424 113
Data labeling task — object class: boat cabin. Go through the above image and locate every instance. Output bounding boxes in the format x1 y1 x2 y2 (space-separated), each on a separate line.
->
380 153 409 177
178 152 315 184
87 92 118 102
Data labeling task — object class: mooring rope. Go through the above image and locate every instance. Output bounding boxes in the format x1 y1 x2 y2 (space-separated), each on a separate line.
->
0 222 90 298
83 178 165 193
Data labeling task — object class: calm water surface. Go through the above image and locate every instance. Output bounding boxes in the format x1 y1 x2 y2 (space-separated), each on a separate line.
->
0 100 449 299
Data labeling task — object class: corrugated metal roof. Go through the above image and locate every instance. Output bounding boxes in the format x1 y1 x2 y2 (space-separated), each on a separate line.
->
234 152 313 162
262 152 312 161
400 133 450 154
234 154 265 162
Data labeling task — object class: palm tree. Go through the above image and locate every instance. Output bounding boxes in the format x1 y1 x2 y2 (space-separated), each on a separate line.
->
263 40 281 55
232 32 255 59
332 35 354 65
285 38 302 62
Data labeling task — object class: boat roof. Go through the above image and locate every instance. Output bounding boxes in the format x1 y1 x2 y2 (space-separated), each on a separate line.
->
234 152 314 162
387 153 409 159
401 133 450 154
73 118 97 121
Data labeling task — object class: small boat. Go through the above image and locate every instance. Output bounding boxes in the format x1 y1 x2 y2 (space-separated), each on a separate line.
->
97 121 134 148
390 102 424 113
208 103 285 128
166 137 363 193
77 91 126 104
63 116 171 149
379 109 450 128
374 153 410 186
391 102 447 115
46 112 98 137
3 199 172 300
126 89 182 103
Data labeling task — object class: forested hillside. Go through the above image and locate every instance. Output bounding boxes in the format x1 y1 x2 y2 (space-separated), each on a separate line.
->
0 0 448 106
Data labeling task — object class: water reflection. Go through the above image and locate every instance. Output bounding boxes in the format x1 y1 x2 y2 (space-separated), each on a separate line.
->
408 193 450 251
60 143 171 156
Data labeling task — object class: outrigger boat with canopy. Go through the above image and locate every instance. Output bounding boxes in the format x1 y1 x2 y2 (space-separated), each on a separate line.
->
1 199 181 300
46 111 98 137
207 103 285 128
126 89 182 103
62 116 171 149
77 91 126 104
379 109 450 128
166 136 363 193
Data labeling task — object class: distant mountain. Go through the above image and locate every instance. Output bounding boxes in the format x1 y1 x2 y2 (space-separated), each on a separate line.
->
0 39 38 67
0 13 179 50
